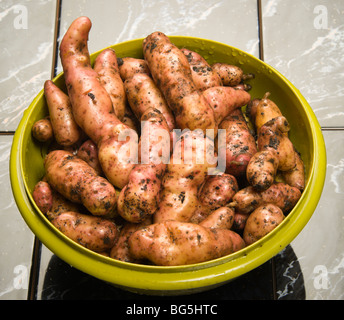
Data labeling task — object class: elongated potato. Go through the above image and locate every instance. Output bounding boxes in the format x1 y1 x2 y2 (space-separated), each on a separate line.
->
32 118 53 142
257 116 296 171
50 211 118 252
44 80 82 146
154 130 217 223
202 86 251 125
243 204 285 245
128 220 234 266
230 182 301 214
94 48 126 121
212 63 254 87
59 16 136 189
117 57 151 80
143 31 216 135
124 72 176 131
117 108 170 223
246 150 278 191
218 108 257 177
181 48 222 91
44 150 117 217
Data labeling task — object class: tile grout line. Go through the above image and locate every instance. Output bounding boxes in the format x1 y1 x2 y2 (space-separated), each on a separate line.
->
257 0 278 300
257 0 264 61
27 0 62 301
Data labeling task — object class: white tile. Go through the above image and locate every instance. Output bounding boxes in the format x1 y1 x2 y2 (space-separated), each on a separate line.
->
0 135 35 300
56 0 259 73
262 0 344 128
291 130 344 300
0 0 56 131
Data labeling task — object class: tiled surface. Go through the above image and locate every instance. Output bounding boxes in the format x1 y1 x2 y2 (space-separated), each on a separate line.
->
0 136 35 299
1 0 343 301
290 130 344 300
55 0 260 73
0 0 56 132
262 0 344 128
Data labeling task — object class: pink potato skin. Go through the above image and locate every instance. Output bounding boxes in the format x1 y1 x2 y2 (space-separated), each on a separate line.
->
181 48 222 91
51 211 118 252
124 72 176 131
59 16 136 189
44 80 81 146
218 108 257 177
202 86 251 125
143 31 217 135
93 48 126 121
128 220 234 266
44 150 117 217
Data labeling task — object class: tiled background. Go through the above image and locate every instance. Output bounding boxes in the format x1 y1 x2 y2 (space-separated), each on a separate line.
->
1 0 343 300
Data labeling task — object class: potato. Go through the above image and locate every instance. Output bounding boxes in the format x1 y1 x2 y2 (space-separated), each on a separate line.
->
109 216 152 262
246 150 278 191
50 211 118 252
243 204 285 245
153 130 217 223
212 63 254 87
44 80 82 146
218 108 257 177
117 108 170 223
230 182 301 214
246 98 260 126
76 139 103 176
202 86 251 125
199 206 235 230
282 151 305 191
44 150 117 217
198 173 239 210
117 57 151 80
257 116 296 171
143 31 217 135
232 212 250 232
124 72 176 131
190 173 238 224
59 16 136 189
128 220 234 266
254 92 283 133
32 118 53 142
94 48 126 121
46 188 85 219
181 48 222 91
32 181 53 214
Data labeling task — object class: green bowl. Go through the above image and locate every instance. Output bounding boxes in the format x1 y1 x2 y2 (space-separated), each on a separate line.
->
10 36 326 295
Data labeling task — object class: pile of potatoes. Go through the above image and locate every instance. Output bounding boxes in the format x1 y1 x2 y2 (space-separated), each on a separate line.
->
31 17 304 267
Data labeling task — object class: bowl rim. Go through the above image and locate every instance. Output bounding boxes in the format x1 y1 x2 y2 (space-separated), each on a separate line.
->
10 36 327 293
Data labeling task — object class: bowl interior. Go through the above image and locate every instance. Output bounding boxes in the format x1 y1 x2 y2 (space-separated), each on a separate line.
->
11 36 326 294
